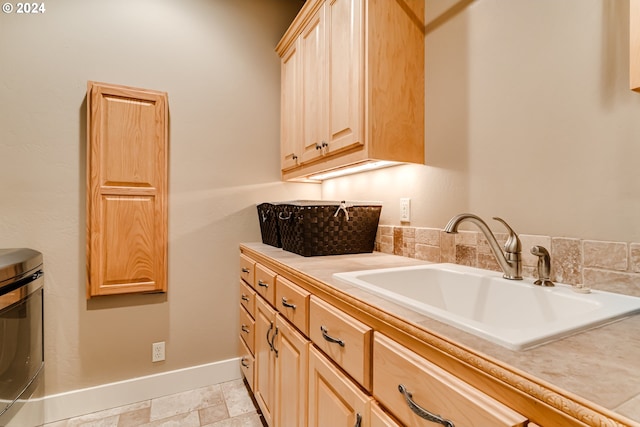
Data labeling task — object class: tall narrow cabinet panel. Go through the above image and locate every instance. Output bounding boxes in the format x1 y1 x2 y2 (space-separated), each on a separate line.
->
632 0 640 91
86 81 168 298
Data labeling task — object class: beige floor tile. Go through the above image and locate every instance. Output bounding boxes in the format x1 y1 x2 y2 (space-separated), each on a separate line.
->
149 384 224 422
139 411 200 427
220 380 257 418
203 412 263 427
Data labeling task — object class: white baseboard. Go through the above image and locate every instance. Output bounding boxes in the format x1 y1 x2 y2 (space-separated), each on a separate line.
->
39 357 241 425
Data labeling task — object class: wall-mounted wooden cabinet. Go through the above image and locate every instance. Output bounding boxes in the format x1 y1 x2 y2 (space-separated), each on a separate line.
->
86 82 168 297
632 0 640 91
276 0 425 181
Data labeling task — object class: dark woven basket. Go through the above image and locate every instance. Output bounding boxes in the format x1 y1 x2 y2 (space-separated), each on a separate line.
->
277 201 381 257
256 203 282 247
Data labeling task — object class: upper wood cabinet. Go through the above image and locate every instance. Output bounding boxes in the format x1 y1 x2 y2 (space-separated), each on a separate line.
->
276 0 425 181
632 0 640 91
86 82 168 297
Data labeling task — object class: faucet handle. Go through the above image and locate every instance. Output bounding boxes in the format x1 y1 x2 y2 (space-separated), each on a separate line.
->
492 217 521 254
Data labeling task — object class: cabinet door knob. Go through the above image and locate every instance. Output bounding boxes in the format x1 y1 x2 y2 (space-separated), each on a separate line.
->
241 294 250 302
320 326 345 347
258 280 269 288
241 325 250 334
353 413 362 427
241 357 250 368
241 268 250 273
398 384 455 427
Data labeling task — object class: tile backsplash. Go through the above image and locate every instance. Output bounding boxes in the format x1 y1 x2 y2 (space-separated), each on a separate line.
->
375 225 640 297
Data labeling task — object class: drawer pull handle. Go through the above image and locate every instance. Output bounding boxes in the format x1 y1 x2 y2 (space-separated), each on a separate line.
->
241 325 250 334
258 280 269 288
241 294 250 302
271 327 279 358
353 413 362 427
241 357 250 368
281 297 297 309
398 384 455 427
241 268 250 273
320 326 345 347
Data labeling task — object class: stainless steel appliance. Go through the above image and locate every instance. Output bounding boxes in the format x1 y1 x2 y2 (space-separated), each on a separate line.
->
0 249 43 427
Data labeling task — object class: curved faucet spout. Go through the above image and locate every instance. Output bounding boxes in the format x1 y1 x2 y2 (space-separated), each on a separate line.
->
444 213 523 280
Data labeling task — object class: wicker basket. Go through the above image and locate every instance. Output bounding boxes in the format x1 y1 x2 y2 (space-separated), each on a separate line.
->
256 203 282 247
276 201 382 257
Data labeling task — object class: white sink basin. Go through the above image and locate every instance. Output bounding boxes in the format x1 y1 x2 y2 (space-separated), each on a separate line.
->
333 263 640 350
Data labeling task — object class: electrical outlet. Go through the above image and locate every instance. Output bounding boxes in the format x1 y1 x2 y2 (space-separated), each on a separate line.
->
152 341 165 362
400 198 411 222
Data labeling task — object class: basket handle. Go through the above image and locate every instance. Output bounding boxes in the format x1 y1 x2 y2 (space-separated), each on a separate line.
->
278 211 292 221
334 201 350 221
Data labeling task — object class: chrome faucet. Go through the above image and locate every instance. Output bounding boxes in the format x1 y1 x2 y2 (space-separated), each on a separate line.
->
444 213 523 280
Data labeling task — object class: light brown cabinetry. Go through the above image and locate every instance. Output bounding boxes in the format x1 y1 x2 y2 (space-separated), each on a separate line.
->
276 0 425 181
308 346 371 427
254 296 277 427
632 0 640 91
371 403 402 427
373 333 528 427
309 296 372 391
239 250 532 427
86 81 168 297
241 258 310 427
274 315 309 427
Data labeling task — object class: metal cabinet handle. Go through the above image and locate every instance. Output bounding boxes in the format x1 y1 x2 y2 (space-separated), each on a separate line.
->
320 326 345 347
241 357 250 368
271 327 279 358
241 325 250 334
292 154 298 160
241 267 250 273
315 143 322 150
258 280 269 288
266 322 274 350
353 413 362 427
241 294 250 302
398 384 455 427
281 297 296 310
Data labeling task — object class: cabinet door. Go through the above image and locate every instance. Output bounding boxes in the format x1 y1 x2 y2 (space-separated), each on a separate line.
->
373 333 527 427
86 81 168 297
326 0 364 155
371 403 401 427
300 4 327 164
254 296 277 426
274 315 309 427
281 38 302 171
308 346 370 427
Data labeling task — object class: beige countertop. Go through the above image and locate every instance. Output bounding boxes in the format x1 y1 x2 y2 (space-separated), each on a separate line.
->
241 242 640 427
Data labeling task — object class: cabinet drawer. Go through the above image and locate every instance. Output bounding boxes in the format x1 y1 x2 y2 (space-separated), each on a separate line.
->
240 254 255 287
373 333 528 427
239 280 256 318
309 296 372 391
275 276 310 336
239 338 255 391
239 306 255 354
255 263 277 306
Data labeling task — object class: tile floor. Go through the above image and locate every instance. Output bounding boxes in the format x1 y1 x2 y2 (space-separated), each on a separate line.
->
42 379 265 427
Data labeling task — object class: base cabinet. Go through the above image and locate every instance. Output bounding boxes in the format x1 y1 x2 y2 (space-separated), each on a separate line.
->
371 403 401 427
274 315 309 427
308 346 371 427
373 333 527 427
254 297 277 427
239 249 535 427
